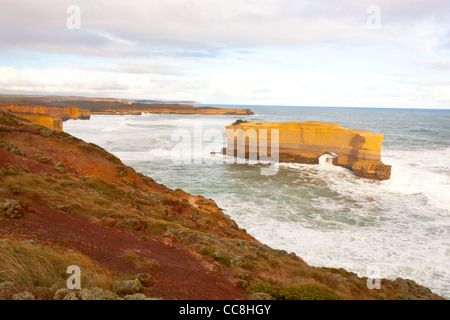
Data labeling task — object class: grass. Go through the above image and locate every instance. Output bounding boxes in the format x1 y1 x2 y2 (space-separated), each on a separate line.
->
0 239 112 290
84 177 122 200
1 164 30 176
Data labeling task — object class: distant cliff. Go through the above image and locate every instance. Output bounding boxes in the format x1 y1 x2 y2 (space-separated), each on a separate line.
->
225 120 391 180
92 107 254 116
0 102 91 131
0 95 254 117
16 113 63 131
0 103 91 121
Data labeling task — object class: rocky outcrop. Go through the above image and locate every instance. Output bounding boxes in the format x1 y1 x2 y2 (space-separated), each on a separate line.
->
224 120 391 180
0 103 91 122
16 113 63 131
0 102 90 131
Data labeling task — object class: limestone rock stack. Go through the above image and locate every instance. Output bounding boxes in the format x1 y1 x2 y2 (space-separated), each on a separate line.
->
225 121 391 180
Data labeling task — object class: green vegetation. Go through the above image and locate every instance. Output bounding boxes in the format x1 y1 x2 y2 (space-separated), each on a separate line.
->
33 154 52 164
247 283 339 300
0 199 23 218
0 112 21 126
201 247 232 267
0 239 110 289
1 164 30 175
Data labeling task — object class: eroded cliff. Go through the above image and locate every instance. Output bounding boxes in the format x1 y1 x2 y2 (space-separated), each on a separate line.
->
225 120 392 180
0 102 90 131
16 113 63 131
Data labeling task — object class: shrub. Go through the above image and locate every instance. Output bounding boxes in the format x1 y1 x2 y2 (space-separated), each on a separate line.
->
231 256 252 269
137 273 153 287
54 162 66 173
6 184 23 195
282 285 339 300
78 288 119 300
200 247 232 267
247 283 281 299
143 258 160 272
53 288 78 300
123 293 151 300
0 139 26 156
248 292 273 300
33 154 52 164
0 199 23 218
1 164 30 176
12 291 35 300
113 279 141 295
0 281 14 292
38 127 53 137
246 283 339 300
56 204 72 214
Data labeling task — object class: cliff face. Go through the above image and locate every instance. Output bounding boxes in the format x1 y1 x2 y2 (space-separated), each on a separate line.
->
225 121 391 180
16 113 63 131
0 103 91 122
0 102 90 131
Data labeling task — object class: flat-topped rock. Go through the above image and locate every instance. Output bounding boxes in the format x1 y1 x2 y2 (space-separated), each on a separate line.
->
225 120 392 180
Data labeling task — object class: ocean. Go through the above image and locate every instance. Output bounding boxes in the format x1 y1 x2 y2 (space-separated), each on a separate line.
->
64 106 450 298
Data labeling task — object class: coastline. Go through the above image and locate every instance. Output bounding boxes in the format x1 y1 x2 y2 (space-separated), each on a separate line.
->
0 109 444 300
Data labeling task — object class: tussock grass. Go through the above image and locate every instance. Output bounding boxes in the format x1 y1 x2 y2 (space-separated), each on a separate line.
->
0 239 112 290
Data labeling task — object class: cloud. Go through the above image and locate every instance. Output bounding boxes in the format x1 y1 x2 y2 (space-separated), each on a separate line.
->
0 67 129 94
1 0 449 58
77 62 185 76
1 1 450 108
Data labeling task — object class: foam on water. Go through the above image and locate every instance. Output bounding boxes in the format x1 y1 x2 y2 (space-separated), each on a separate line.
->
64 108 450 298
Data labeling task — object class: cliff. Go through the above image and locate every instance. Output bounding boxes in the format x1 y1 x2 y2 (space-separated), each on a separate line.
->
0 96 254 116
0 110 440 300
0 102 90 131
16 113 63 131
92 107 254 116
0 103 91 122
225 121 391 180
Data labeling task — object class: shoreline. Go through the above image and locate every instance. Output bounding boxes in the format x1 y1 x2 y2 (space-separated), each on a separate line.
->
0 109 445 300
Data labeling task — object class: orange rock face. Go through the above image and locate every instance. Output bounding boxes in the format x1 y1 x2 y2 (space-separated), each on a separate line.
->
0 103 91 121
0 102 90 131
17 113 63 131
225 121 391 180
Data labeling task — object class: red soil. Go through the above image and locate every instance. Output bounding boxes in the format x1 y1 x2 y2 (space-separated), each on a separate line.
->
0 191 247 300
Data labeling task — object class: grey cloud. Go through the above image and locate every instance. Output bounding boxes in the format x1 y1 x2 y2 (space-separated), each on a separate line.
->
1 0 449 59
78 62 185 75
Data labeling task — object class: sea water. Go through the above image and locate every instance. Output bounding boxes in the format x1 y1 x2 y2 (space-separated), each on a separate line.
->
64 106 450 298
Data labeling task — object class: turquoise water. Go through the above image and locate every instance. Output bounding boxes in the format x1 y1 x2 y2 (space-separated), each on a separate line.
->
65 106 450 298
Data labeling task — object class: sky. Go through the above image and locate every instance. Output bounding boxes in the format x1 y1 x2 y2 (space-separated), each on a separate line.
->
0 0 449 108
